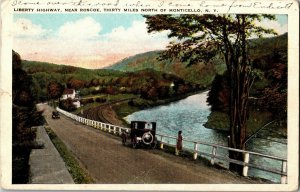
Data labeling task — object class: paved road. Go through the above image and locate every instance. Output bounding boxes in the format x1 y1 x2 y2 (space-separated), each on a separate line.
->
40 104 264 184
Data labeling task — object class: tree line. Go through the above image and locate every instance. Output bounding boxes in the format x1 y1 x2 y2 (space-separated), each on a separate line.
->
39 68 204 108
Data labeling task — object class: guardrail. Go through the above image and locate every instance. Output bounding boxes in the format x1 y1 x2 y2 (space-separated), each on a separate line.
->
56 107 287 184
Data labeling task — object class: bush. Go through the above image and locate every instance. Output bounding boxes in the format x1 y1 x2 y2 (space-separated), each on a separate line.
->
80 98 94 105
95 97 106 103
80 88 93 96
59 98 76 111
129 98 155 109
12 50 45 183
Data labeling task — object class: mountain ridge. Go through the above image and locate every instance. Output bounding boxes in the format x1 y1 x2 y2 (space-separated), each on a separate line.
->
106 33 287 86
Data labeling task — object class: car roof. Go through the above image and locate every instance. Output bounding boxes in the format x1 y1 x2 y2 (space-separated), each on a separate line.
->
131 121 155 124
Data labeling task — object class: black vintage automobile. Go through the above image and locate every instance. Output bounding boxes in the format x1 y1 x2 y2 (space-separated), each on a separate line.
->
52 111 60 119
121 121 157 148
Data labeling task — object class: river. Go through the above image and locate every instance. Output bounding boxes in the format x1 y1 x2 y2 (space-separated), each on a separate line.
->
124 91 287 183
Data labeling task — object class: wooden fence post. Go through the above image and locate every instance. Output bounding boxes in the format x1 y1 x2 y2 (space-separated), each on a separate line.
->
193 143 198 160
210 146 217 165
243 152 250 177
281 160 287 184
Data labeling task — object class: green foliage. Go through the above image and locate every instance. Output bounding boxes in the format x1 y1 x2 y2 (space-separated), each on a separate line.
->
23 60 126 101
59 98 76 112
207 73 229 111
204 111 229 131
80 87 94 96
108 50 220 86
144 15 276 65
257 87 287 120
95 97 106 103
144 14 281 154
80 98 94 105
204 110 272 136
129 98 156 109
47 81 64 100
23 60 123 81
12 50 45 183
207 34 287 111
24 58 204 101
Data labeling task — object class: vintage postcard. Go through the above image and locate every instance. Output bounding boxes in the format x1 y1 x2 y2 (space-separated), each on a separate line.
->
1 0 299 191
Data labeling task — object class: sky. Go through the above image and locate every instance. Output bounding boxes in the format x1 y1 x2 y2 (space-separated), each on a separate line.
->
13 14 288 69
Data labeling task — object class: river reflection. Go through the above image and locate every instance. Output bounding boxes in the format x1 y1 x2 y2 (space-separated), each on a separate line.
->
125 91 287 183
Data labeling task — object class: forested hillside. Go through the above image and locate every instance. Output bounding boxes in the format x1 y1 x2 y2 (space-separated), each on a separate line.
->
107 33 287 87
205 33 287 134
107 50 223 86
22 33 287 129
23 61 203 103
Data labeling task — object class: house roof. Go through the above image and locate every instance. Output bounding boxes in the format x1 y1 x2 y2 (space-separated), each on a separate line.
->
63 89 75 95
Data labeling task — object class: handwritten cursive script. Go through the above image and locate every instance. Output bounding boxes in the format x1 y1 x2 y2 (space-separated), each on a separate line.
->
11 0 295 12
227 1 294 12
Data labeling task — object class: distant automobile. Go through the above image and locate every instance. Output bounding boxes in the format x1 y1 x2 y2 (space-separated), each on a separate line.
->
121 121 157 149
52 111 60 119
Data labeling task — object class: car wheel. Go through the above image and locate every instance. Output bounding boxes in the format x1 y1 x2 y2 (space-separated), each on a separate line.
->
142 132 153 145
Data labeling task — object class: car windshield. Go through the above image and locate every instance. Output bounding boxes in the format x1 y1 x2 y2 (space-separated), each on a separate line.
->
145 123 153 130
132 122 153 130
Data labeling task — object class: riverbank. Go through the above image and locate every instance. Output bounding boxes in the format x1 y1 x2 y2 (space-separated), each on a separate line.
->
113 89 208 125
76 89 286 140
204 110 287 138
72 90 207 127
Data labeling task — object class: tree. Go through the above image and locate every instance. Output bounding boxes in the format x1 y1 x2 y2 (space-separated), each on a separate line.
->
207 73 230 111
47 81 64 100
59 98 76 112
147 87 159 100
12 50 45 183
145 14 277 173
67 78 85 89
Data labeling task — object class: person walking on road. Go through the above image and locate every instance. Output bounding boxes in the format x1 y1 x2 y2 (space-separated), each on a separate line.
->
176 130 183 156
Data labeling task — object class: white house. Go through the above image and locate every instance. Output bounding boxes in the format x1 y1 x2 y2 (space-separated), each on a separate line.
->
72 100 81 108
61 89 76 100
61 89 80 108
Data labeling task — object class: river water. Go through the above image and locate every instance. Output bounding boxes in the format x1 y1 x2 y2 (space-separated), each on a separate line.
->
124 91 287 183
